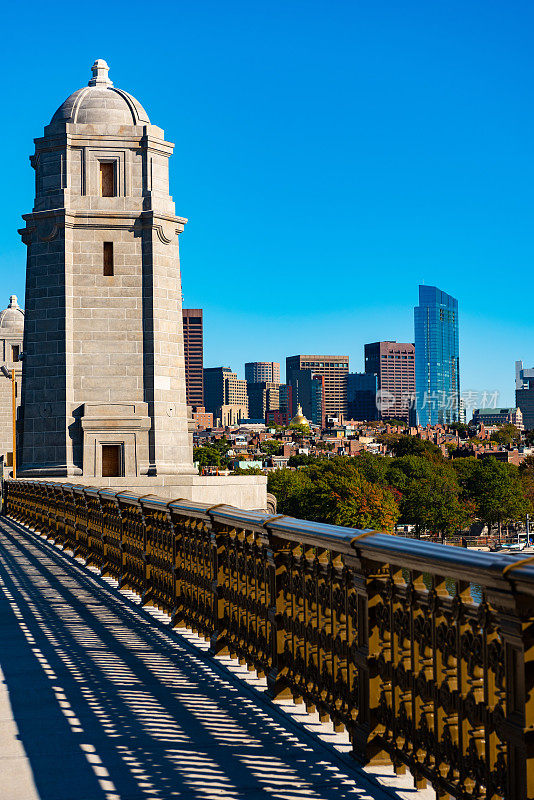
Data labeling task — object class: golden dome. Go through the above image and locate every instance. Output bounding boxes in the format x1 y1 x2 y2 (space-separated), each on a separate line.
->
290 404 309 427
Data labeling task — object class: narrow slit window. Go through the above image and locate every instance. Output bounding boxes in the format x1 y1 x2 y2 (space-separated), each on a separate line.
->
99 162 115 197
103 242 114 276
11 345 20 363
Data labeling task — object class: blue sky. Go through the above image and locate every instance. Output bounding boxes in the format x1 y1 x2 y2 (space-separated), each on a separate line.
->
2 1 533 405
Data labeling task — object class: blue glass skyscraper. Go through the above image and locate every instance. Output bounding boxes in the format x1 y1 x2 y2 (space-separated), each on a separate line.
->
414 285 460 426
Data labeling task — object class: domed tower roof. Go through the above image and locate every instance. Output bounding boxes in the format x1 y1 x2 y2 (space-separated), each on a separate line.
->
290 404 310 428
50 59 150 126
0 295 24 332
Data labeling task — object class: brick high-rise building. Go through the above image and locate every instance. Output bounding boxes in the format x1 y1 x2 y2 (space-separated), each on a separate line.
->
245 362 280 384
364 341 415 423
182 309 203 406
286 355 349 418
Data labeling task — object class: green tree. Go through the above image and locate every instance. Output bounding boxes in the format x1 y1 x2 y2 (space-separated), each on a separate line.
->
458 457 527 536
267 469 312 518
287 453 318 467
193 446 227 468
289 422 310 436
193 436 232 468
490 424 521 447
452 456 479 490
267 423 285 433
389 436 444 460
384 455 473 537
400 469 472 538
259 439 283 456
352 451 390 485
449 422 469 437
520 455 534 516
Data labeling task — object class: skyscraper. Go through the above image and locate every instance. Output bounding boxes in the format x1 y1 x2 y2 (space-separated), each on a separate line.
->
247 382 280 421
414 285 460 426
346 372 379 421
286 355 349 418
182 309 204 407
364 341 415 423
516 360 534 430
285 370 325 427
245 362 280 384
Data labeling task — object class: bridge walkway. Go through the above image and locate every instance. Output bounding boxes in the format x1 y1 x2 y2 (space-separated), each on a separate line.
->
0 516 428 800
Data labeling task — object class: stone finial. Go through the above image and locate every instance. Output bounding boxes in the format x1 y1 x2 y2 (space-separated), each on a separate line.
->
8 295 18 308
88 59 113 87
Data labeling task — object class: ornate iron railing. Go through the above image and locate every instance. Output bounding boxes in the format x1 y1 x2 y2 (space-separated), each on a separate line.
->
4 478 534 800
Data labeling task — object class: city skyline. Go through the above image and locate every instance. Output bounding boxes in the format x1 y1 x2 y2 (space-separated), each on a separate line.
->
1 2 533 408
199 280 513 414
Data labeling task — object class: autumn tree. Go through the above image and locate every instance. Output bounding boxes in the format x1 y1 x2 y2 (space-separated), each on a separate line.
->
268 458 399 531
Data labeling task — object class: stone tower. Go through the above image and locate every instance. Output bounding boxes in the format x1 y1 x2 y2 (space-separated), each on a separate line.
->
0 296 24 469
19 59 195 478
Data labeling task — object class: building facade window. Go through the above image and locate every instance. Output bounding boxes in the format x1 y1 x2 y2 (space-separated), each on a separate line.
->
103 242 114 276
99 162 116 197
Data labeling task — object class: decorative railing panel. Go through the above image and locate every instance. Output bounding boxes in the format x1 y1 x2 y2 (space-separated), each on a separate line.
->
3 478 534 800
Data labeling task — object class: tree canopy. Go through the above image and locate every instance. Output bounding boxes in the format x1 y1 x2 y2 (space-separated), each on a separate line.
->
193 437 231 468
269 457 398 531
259 439 283 456
490 424 522 447
268 450 530 536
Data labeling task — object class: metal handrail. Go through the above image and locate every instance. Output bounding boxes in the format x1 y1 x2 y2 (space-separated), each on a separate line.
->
3 477 533 800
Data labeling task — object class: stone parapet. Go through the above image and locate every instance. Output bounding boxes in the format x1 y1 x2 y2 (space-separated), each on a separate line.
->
32 474 268 511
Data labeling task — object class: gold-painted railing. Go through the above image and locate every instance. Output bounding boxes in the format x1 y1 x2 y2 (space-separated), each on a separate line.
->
4 478 534 800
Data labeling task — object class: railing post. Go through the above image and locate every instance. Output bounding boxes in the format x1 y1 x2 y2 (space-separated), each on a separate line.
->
2 479 9 517
138 498 151 605
486 585 534 799
99 491 123 581
209 517 230 656
265 531 291 699
361 560 394 767
516 602 534 800
348 557 374 764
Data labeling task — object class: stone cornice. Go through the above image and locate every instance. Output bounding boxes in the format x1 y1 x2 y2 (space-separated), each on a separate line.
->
19 209 188 240
33 128 174 157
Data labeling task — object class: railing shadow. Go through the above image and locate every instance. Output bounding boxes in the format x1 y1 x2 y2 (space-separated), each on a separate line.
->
0 518 418 800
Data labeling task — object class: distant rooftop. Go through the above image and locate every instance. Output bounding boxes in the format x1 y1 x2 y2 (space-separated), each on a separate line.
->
473 408 519 415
